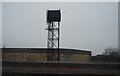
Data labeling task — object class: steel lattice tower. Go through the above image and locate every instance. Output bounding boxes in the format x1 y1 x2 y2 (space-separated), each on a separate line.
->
46 10 61 49
46 22 60 49
46 10 61 60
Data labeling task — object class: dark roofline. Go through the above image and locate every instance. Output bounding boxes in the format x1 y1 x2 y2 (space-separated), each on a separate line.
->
2 48 91 55
2 48 91 51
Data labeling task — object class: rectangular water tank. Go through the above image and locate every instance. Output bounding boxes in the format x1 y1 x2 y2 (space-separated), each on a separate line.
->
47 10 61 22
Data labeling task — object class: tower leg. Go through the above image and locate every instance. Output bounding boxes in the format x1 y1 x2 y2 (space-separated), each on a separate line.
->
46 22 60 60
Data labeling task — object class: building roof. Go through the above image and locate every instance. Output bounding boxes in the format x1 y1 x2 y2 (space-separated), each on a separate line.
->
2 48 91 55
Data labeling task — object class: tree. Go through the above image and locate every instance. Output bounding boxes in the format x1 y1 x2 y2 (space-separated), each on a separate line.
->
103 47 120 56
102 47 120 62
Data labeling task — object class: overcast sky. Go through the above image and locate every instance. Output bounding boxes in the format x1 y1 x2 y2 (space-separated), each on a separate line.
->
2 2 118 55
0 2 2 48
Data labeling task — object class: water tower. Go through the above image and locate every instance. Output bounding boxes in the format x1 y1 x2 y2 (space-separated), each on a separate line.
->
46 10 61 49
46 9 61 60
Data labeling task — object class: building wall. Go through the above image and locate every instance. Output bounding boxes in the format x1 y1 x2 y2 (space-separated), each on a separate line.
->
2 49 91 62
60 53 91 62
71 54 91 62
3 53 47 62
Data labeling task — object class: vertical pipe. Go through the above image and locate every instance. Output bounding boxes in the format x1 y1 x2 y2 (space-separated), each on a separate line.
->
58 22 60 60
47 23 50 49
52 22 54 48
47 23 49 60
58 22 60 49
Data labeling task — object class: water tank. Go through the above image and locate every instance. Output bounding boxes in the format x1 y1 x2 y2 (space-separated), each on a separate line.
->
47 10 61 22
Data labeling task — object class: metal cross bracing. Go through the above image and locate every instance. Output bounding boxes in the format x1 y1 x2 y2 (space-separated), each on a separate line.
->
46 22 60 60
46 22 60 49
46 10 61 61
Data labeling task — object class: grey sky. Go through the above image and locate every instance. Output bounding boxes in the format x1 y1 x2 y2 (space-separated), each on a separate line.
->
2 2 118 55
0 2 2 48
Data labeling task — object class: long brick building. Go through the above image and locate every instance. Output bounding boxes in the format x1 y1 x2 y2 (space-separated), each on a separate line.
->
2 48 91 63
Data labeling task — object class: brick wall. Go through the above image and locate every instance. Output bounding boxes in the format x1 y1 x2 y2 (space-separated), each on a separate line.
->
2 48 91 62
